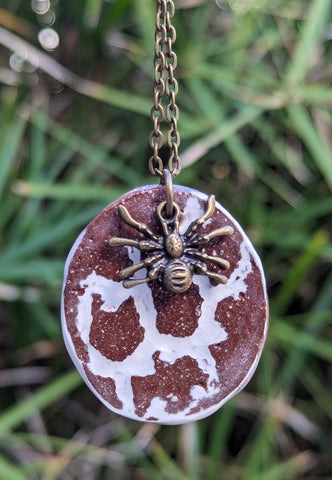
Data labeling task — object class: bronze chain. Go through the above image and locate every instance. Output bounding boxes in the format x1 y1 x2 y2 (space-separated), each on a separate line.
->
149 0 181 179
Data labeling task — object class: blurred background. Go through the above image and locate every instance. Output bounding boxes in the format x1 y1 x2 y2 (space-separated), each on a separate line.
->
0 0 331 478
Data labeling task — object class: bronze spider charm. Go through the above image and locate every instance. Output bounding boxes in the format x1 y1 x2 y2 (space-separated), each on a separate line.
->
109 196 234 293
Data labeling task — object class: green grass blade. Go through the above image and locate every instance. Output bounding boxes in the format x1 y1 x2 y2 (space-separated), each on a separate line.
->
0 370 82 436
299 85 332 106
134 0 155 56
0 116 26 197
242 421 275 479
84 0 103 28
13 181 127 202
301 365 332 421
0 454 26 480
182 104 263 168
272 320 332 362
280 271 332 388
258 452 315 480
150 441 191 480
206 403 235 480
285 0 330 86
272 230 329 314
1 205 103 262
287 104 332 190
0 259 64 283
30 111 145 187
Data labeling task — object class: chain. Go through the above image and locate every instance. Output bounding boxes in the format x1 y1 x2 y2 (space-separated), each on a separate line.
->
149 0 181 179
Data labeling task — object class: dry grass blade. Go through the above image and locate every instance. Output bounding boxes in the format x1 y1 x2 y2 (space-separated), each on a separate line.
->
0 27 149 115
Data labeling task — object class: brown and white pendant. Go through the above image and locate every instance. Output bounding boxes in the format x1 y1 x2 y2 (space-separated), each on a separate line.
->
61 185 268 424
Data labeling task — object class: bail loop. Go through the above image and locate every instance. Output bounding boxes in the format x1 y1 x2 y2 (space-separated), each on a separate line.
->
160 168 174 218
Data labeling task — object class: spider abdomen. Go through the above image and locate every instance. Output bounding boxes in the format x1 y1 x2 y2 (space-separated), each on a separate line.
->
163 259 192 293
165 233 184 258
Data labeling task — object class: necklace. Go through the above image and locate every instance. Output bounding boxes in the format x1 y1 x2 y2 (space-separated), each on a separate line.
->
61 0 268 425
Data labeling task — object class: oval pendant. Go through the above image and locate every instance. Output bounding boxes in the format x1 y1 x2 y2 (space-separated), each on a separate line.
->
62 185 268 424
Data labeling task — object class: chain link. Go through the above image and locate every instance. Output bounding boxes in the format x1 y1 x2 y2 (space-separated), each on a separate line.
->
149 0 181 178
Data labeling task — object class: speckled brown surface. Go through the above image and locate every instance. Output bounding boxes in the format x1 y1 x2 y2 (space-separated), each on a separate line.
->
89 295 144 361
132 352 209 418
62 185 268 424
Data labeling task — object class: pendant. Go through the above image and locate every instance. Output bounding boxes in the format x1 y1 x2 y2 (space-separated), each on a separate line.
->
61 184 268 424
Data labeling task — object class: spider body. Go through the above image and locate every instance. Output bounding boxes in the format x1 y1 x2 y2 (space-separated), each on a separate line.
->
109 195 234 293
163 259 192 293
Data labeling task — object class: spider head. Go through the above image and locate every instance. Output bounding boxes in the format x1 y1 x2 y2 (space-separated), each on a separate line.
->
165 233 184 258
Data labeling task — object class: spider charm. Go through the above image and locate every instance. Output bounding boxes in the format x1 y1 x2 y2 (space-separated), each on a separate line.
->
109 196 234 293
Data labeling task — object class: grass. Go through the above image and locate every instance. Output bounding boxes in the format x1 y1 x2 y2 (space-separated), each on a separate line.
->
0 0 331 478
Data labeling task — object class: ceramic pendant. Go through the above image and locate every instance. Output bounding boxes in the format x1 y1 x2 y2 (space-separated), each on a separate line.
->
61 185 268 424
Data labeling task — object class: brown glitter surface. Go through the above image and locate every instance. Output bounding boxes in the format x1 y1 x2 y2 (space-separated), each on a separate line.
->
89 294 145 362
131 351 209 417
151 283 203 337
83 366 123 410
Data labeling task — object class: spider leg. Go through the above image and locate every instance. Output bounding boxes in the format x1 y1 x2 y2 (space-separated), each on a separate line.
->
118 205 159 242
192 260 229 285
109 238 140 248
123 258 167 288
120 253 164 280
185 248 230 270
189 226 234 247
184 195 216 240
109 237 162 251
